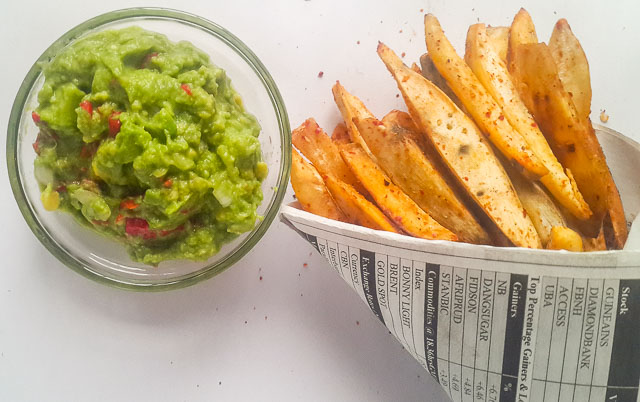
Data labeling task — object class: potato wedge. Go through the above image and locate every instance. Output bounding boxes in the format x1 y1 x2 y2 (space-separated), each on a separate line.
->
291 149 346 221
323 174 398 233
354 116 490 244
419 53 466 112
381 109 505 245
291 118 367 195
507 8 538 65
339 143 457 241
332 82 376 156
509 43 627 248
377 42 541 248
424 14 548 178
331 122 351 145
486 26 509 64
411 62 422 74
465 23 591 220
503 156 566 247
547 226 584 252
549 19 592 120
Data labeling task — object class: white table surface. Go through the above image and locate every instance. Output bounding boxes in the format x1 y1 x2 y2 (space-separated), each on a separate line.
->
1 1 638 401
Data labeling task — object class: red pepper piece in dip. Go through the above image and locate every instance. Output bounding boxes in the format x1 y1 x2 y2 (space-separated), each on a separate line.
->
125 218 156 240
108 111 121 137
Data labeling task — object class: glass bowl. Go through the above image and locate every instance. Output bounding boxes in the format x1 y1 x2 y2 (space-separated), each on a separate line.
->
6 8 291 291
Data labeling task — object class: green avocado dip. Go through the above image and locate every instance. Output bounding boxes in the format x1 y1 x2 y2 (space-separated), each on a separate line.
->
32 26 267 265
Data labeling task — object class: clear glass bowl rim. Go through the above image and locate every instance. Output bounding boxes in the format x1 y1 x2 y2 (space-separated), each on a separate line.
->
6 7 291 291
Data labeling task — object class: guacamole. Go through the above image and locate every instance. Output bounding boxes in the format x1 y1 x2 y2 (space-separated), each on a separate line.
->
32 26 267 265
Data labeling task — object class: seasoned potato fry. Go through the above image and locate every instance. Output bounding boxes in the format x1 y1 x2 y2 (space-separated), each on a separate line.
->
377 42 541 248
508 8 538 65
291 149 346 221
332 82 376 155
410 62 422 74
509 43 628 248
503 158 566 247
291 118 367 195
419 53 466 112
424 14 548 178
486 26 509 63
331 122 351 145
354 116 491 244
547 226 584 251
549 19 592 120
382 109 510 246
339 143 458 241
323 174 398 233
465 23 591 220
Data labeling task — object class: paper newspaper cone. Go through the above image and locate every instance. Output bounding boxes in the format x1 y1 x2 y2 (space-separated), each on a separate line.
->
281 126 640 401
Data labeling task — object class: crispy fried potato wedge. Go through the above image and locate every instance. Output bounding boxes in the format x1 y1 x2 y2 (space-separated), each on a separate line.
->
291 149 346 221
332 81 376 155
503 157 566 247
510 43 627 248
424 14 548 178
291 118 367 195
323 174 398 233
377 42 541 248
508 8 538 65
411 62 422 74
549 19 592 120
339 143 458 241
419 53 466 112
354 116 490 244
331 122 351 145
382 109 507 245
465 23 591 220
547 226 584 251
486 26 509 64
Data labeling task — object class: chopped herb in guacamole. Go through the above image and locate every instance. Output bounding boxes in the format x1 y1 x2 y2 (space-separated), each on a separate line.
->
32 26 267 265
